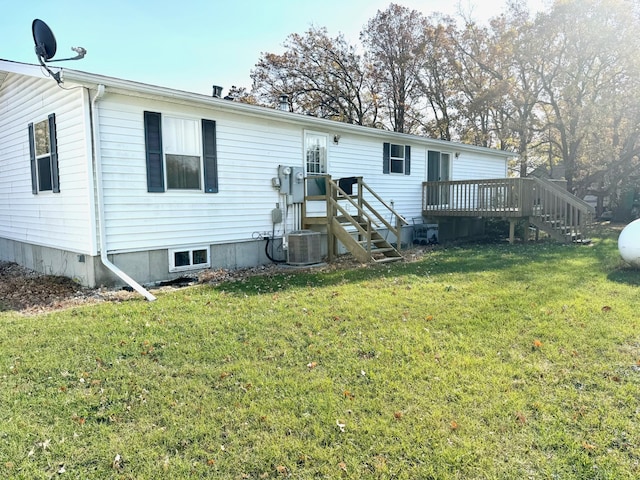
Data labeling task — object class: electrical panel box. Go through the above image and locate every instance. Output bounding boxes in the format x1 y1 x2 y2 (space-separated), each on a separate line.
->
290 167 304 203
277 165 292 195
271 205 283 224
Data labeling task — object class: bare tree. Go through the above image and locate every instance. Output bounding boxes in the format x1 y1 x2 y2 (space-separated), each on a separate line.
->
533 0 640 194
360 4 428 133
250 27 377 126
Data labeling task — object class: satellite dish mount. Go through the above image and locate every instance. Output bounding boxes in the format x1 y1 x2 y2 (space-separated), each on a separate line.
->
32 19 86 84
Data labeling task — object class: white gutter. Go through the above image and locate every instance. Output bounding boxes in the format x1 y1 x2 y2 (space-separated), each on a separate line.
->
91 84 157 301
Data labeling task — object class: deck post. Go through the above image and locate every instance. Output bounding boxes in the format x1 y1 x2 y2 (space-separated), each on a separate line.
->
509 218 517 244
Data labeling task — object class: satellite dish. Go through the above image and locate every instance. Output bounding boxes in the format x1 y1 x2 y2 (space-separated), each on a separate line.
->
31 19 87 84
32 19 57 61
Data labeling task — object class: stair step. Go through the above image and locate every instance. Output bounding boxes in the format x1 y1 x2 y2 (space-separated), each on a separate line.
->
369 247 396 254
373 256 403 263
358 239 387 245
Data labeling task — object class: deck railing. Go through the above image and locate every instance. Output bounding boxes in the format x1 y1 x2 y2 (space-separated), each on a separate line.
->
423 178 527 217
422 177 595 242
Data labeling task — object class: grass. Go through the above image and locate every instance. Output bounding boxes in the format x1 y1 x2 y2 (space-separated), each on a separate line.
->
1 229 639 479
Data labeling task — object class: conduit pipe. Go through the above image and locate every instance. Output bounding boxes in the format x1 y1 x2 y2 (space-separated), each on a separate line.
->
91 84 156 301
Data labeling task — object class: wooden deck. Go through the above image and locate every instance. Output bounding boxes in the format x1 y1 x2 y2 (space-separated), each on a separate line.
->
422 178 595 243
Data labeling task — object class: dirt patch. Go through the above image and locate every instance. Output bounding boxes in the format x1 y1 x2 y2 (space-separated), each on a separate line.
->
0 262 135 314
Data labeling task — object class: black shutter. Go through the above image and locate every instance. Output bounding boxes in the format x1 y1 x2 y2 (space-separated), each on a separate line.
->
28 123 38 194
144 111 164 192
202 119 218 193
383 142 390 174
404 145 411 176
48 114 60 192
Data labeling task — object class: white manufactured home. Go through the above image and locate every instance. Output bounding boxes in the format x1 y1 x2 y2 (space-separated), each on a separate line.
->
0 59 516 294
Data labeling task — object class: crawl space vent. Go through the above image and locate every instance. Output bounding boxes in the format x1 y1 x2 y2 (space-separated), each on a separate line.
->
287 230 322 266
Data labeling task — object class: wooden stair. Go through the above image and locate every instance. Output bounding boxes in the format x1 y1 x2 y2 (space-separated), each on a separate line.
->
527 178 594 244
303 176 408 264
332 215 403 264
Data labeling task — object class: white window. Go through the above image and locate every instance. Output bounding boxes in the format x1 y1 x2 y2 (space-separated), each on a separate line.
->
28 114 59 193
163 117 201 190
383 142 411 175
390 143 405 174
169 246 210 272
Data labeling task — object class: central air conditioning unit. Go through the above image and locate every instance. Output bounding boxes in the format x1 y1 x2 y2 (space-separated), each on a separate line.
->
287 230 322 266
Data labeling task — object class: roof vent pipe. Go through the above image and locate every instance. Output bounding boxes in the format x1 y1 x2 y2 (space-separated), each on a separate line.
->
212 85 223 98
278 94 289 112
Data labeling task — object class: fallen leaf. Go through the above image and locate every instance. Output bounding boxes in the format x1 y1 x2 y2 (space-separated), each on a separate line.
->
72 415 85 425
450 420 459 430
207 459 216 466
338 461 347 471
394 411 403 420
425 315 434 321
219 372 231 379
533 339 543 349
582 441 596 451
307 361 317 369
37 439 51 450
515 412 527 424
343 390 355 400
112 454 123 471
276 464 288 475
602 306 612 312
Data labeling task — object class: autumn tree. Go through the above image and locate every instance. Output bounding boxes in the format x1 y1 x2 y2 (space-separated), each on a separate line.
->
532 0 640 195
250 27 377 125
417 15 460 141
360 3 428 133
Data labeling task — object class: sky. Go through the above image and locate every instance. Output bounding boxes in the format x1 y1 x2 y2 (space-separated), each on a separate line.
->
0 0 550 96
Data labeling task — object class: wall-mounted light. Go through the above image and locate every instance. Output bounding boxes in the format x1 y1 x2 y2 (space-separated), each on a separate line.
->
455 152 460 158
333 134 341 144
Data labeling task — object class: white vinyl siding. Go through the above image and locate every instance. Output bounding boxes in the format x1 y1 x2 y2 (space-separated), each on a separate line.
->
0 73 95 254
98 95 303 252
96 92 510 253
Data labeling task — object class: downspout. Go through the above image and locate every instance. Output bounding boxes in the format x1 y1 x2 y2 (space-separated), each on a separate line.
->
91 84 157 301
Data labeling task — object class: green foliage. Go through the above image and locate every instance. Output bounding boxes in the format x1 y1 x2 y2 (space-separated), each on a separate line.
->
1 231 639 478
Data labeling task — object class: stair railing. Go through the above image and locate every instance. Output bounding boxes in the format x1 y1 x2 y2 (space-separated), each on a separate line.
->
303 175 408 260
356 178 409 250
529 177 595 241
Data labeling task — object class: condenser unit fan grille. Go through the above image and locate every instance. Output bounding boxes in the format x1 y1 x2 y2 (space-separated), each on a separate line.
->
287 230 322 265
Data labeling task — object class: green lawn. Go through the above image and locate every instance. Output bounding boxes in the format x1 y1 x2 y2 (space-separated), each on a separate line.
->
1 229 639 479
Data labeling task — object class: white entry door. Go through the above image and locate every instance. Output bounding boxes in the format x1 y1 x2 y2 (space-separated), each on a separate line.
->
304 132 328 176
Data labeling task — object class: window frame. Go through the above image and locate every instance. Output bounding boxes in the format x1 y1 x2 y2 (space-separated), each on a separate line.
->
168 245 211 272
162 115 203 191
383 142 411 176
28 113 59 194
389 143 405 174
144 111 219 194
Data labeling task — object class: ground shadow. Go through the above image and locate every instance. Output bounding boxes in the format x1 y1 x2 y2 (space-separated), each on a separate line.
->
208 241 585 297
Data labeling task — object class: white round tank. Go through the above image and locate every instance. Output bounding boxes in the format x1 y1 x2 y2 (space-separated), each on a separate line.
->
618 219 640 268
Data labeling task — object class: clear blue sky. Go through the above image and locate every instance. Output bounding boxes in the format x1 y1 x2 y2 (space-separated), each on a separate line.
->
0 0 548 96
